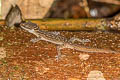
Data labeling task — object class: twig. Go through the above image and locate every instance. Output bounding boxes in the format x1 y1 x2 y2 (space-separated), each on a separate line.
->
25 19 108 31
93 0 120 5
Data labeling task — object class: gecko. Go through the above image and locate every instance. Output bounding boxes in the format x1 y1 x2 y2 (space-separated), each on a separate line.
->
20 21 118 60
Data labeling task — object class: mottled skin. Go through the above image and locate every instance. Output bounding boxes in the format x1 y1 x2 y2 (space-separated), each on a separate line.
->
20 21 118 60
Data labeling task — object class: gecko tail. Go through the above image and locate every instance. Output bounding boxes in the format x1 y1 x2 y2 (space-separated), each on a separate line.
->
74 45 118 54
63 43 118 54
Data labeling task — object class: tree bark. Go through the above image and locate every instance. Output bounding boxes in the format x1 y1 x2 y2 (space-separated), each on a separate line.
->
25 19 108 31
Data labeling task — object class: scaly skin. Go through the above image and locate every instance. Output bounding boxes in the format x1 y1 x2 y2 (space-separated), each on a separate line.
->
20 21 118 60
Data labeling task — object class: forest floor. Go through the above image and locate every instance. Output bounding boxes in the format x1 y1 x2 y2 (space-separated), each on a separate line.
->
0 24 120 80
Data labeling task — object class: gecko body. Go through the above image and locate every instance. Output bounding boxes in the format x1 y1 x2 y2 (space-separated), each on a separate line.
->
20 21 118 59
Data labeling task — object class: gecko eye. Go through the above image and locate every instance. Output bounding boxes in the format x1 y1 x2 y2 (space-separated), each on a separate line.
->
34 26 39 29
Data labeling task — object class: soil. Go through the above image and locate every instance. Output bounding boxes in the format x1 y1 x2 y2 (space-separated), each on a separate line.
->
0 25 120 80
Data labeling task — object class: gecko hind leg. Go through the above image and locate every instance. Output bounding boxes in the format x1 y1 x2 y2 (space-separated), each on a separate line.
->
30 37 42 43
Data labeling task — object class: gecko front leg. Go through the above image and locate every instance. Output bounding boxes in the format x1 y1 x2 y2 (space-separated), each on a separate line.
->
30 37 65 61
30 37 42 43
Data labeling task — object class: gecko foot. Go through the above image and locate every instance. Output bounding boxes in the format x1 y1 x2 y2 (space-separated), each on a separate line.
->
55 54 65 61
55 55 61 61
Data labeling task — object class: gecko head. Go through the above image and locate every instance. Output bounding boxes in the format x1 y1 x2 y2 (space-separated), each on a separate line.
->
20 21 40 33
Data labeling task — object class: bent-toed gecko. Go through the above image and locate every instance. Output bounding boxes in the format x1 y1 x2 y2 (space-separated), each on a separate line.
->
20 21 118 60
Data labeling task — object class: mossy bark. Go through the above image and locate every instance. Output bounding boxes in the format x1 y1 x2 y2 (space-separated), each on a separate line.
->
25 18 108 31
0 17 120 31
